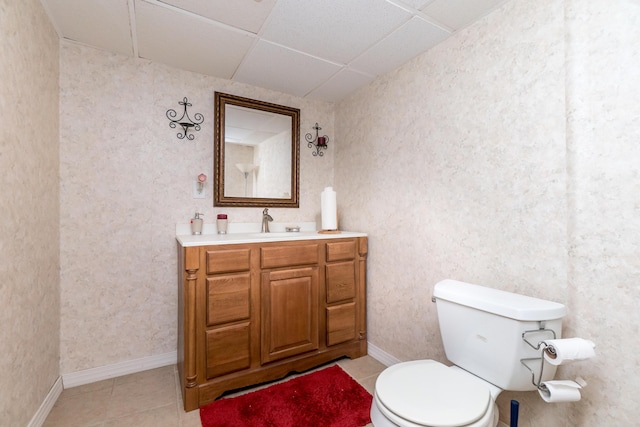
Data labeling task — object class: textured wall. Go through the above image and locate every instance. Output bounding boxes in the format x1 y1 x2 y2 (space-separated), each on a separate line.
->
11 0 638 425
0 0 60 424
336 0 639 425
58 43 335 374
563 0 640 424
337 0 567 361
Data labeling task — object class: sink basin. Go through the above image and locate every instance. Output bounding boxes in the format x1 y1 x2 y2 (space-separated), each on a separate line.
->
245 232 309 238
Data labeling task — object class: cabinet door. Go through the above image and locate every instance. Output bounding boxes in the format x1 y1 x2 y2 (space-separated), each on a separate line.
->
261 267 319 363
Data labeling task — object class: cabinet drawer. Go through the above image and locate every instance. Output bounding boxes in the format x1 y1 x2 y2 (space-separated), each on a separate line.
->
326 302 356 346
326 261 356 303
206 274 250 326
206 323 251 378
206 249 251 274
261 244 318 269
326 240 356 262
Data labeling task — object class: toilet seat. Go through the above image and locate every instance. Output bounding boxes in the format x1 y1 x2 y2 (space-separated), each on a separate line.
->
374 360 493 427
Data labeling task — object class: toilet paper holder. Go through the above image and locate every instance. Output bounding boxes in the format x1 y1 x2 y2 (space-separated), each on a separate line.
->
521 325 592 402
520 324 557 390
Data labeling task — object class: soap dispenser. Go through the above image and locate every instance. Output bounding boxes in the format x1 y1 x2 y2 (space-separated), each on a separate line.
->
190 212 203 235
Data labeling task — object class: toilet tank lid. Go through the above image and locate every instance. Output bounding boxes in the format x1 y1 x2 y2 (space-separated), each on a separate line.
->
434 280 566 321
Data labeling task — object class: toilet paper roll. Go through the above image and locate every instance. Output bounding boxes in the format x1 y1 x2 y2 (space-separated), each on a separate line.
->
538 380 583 403
543 338 596 365
321 187 337 230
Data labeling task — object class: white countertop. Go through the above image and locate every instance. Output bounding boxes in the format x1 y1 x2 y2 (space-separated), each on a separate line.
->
175 222 366 247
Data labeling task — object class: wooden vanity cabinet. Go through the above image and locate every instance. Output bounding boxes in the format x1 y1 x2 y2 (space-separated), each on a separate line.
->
177 236 367 411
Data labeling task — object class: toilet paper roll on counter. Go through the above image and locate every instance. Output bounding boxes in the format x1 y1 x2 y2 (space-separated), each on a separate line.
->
538 378 586 403
321 187 337 230
543 338 596 365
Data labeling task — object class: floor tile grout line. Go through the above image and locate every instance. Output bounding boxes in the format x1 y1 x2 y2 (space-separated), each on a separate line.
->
104 397 180 423
174 366 186 427
102 367 178 424
359 372 381 383
103 402 179 425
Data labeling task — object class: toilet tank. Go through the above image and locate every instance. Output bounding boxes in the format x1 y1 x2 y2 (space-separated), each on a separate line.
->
433 280 567 391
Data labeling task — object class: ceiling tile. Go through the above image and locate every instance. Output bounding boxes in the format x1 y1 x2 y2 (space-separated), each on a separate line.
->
350 16 450 77
42 0 514 101
421 0 508 30
398 0 436 11
41 0 133 56
157 0 277 33
306 68 375 103
135 0 255 78
234 40 341 98
261 0 412 64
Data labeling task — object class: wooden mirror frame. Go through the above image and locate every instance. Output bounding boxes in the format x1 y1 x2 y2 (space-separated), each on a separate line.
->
214 92 300 208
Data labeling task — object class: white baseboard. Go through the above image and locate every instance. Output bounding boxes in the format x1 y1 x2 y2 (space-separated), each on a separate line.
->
28 376 63 427
62 351 177 389
367 341 402 367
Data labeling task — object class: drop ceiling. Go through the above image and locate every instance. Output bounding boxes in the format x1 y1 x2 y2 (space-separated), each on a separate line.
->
40 0 510 102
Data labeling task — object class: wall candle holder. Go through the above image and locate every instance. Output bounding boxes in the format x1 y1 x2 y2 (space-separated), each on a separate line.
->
305 122 329 157
166 97 204 140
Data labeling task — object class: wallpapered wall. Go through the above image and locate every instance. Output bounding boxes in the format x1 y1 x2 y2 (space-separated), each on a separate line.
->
335 0 639 425
6 0 638 425
58 43 335 374
0 0 60 425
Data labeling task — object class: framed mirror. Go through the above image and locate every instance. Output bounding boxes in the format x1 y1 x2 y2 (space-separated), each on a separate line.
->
214 92 300 207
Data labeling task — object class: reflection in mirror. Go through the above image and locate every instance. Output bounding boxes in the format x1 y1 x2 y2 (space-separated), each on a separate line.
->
224 105 291 198
214 93 300 207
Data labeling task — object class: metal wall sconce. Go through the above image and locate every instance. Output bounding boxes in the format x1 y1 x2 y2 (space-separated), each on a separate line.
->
166 97 204 140
305 122 329 157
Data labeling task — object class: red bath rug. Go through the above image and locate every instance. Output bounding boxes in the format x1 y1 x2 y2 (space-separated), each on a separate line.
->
200 365 372 427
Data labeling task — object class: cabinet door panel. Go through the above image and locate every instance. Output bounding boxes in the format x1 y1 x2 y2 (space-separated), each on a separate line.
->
326 261 356 303
206 274 250 326
262 267 318 363
206 323 251 378
326 302 357 346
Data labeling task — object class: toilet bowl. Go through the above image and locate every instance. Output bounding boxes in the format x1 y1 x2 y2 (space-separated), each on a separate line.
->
370 360 499 427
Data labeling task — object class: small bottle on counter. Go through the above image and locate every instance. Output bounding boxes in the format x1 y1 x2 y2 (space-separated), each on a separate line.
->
190 212 203 235
217 214 228 234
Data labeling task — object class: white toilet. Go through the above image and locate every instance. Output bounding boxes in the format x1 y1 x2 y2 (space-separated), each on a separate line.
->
370 280 567 427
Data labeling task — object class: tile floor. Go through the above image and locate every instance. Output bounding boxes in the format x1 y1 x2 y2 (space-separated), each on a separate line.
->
44 355 386 427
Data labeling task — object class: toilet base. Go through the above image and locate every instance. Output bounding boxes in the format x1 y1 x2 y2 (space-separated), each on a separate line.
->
370 396 401 427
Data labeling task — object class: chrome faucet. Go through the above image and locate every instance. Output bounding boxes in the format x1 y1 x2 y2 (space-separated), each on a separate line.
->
261 208 273 233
